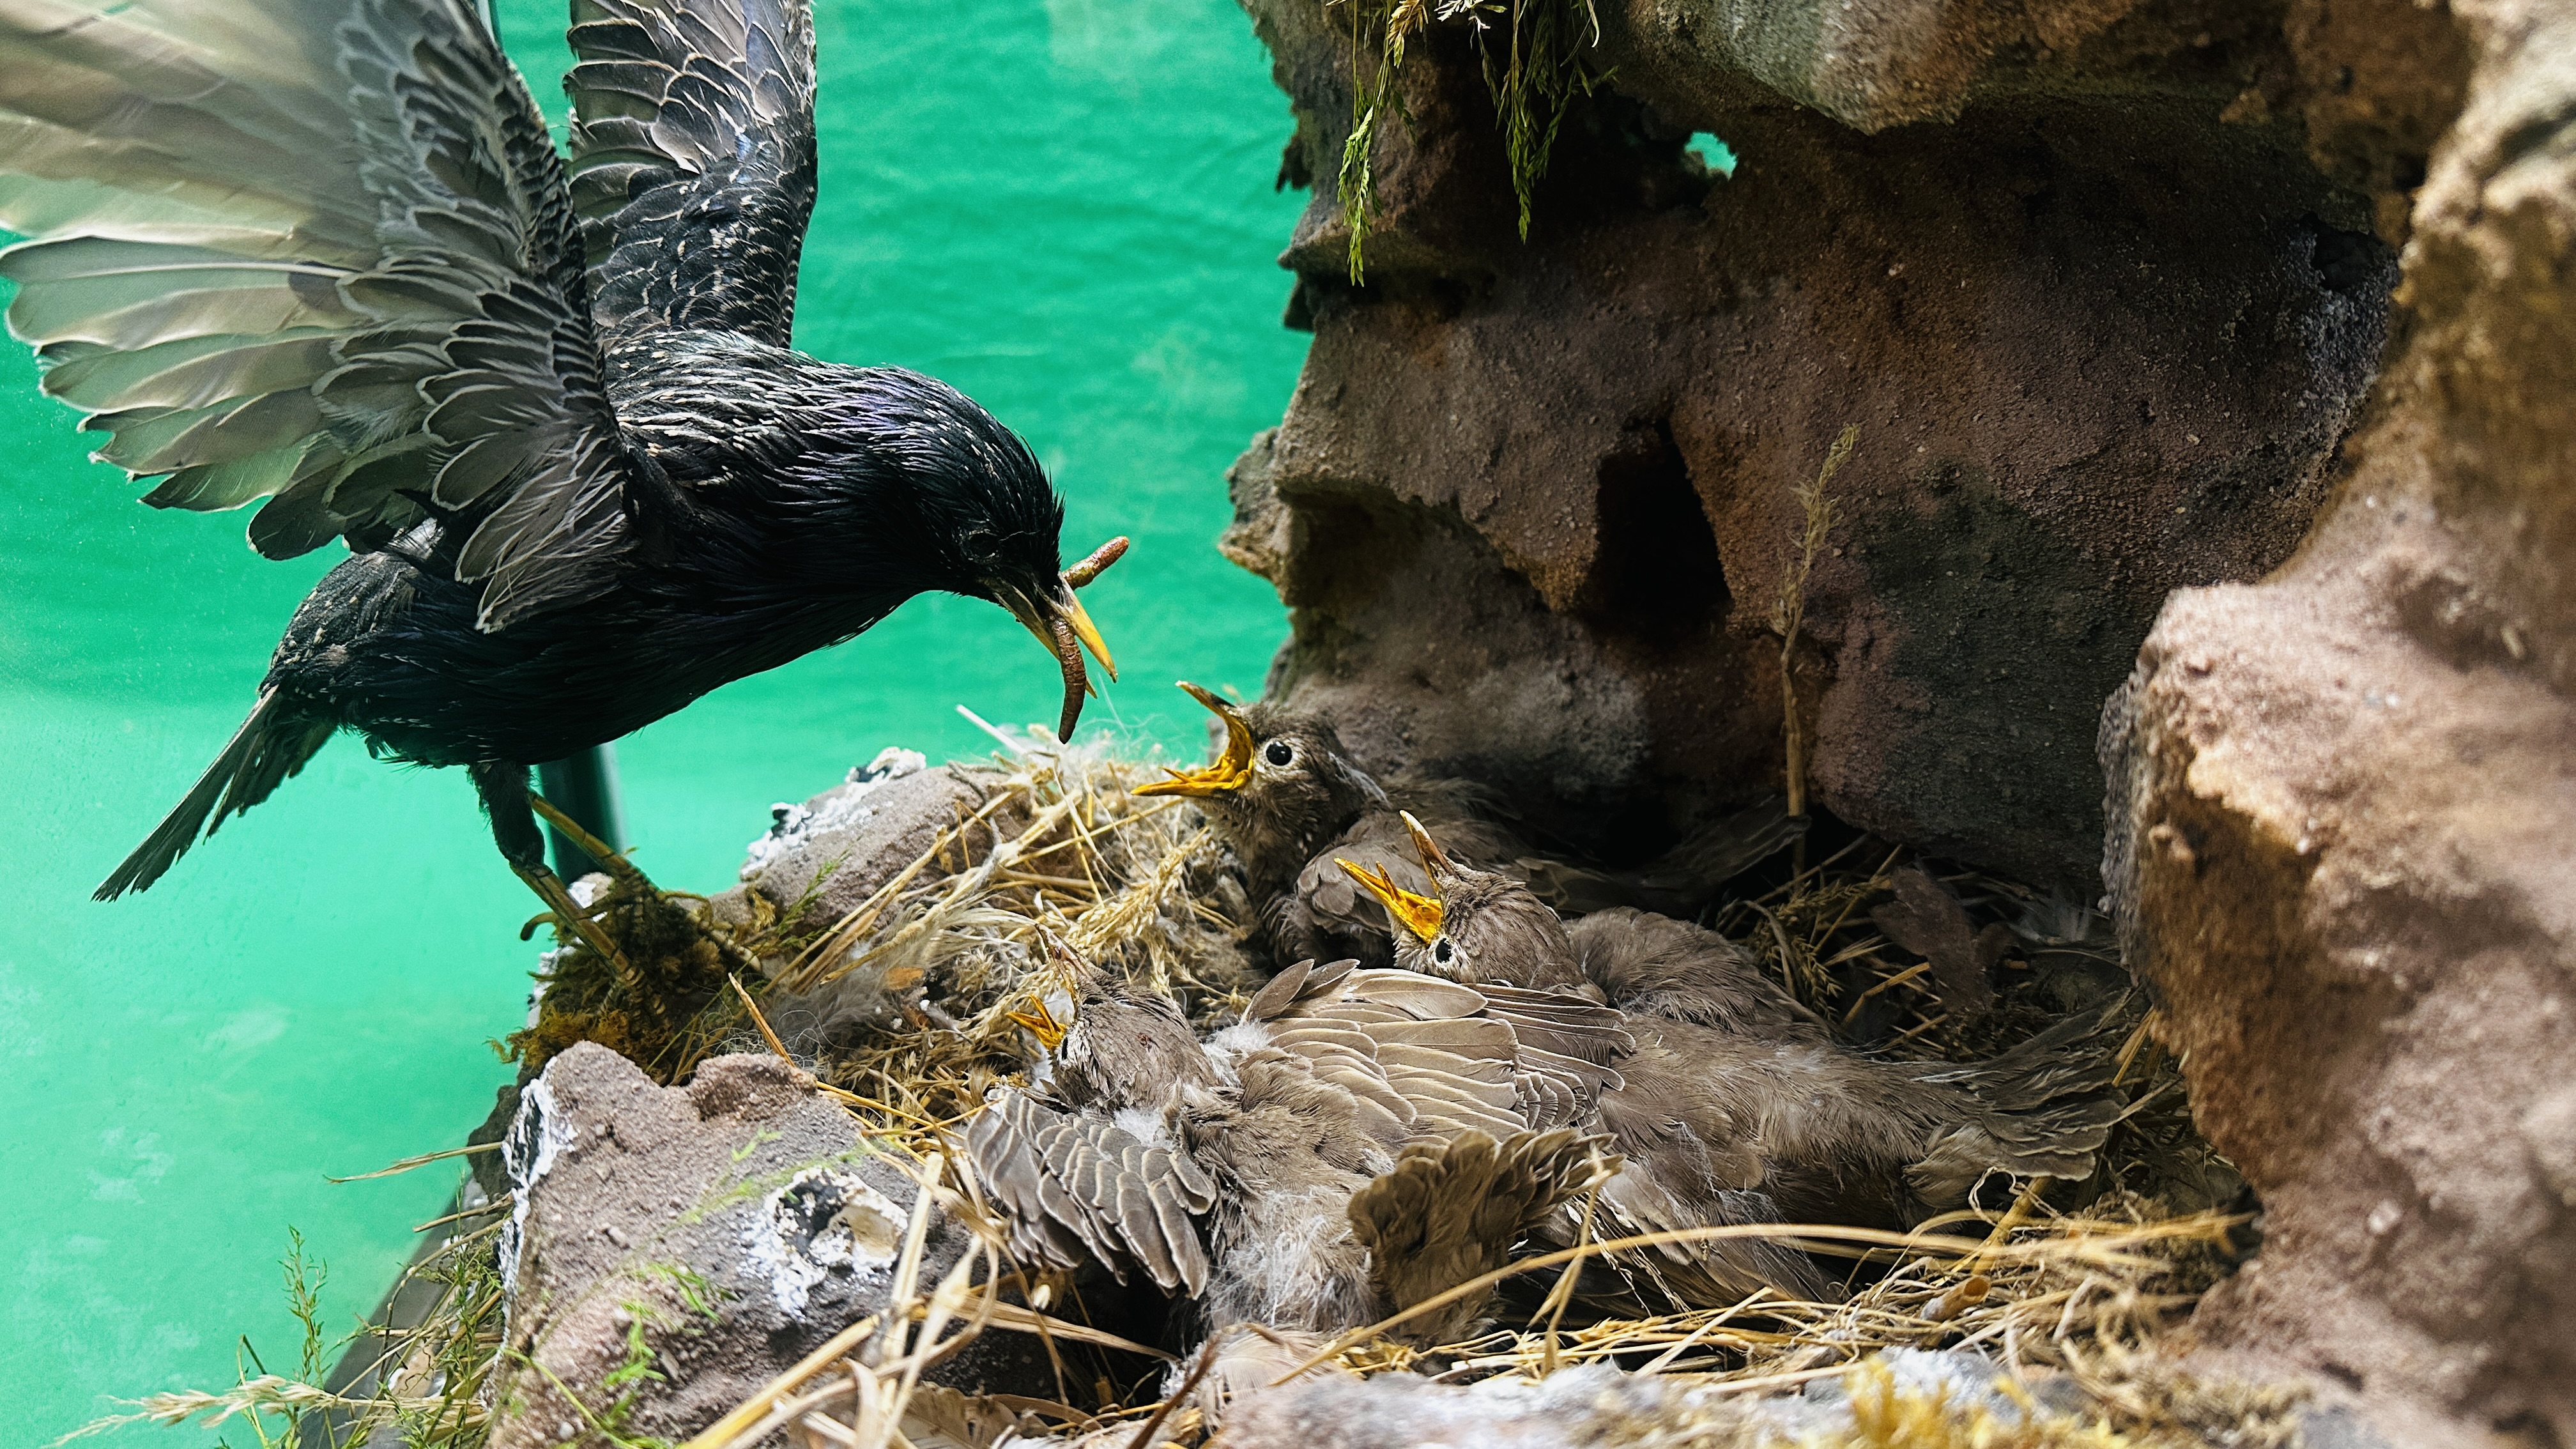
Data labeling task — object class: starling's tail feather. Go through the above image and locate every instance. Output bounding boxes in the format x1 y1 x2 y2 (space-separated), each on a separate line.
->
95 692 334 900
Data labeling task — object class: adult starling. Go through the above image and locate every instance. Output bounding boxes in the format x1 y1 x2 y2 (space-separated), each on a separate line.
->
0 0 1122 940
1344 815 2128 1230
969 958 1678 1345
1135 684 1800 969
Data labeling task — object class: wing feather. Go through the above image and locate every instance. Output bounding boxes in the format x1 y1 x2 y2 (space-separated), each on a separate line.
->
963 1093 1211 1295
0 0 641 631
1254 964 1636 1151
564 0 816 346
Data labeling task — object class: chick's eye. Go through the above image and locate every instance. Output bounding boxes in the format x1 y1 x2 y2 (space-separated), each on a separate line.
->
1432 939 1454 965
1263 740 1294 767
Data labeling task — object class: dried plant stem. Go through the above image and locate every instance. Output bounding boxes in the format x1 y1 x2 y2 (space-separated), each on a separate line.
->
1777 424 1857 826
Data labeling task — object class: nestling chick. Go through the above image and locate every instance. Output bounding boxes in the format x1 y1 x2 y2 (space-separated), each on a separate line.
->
967 958 1644 1346
1136 683 1801 969
1348 815 2129 1231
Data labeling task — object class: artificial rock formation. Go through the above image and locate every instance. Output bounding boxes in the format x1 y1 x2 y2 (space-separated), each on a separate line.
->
1228 0 2570 1441
1225 0 2455 889
485 1045 1037 1446
2104 2 2576 1442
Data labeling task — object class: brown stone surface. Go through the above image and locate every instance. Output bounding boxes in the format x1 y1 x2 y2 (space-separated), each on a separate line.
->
485 1046 1041 1446
2103 1 2576 1440
1229 0 2421 889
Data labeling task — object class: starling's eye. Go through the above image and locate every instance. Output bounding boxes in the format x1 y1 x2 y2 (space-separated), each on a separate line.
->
1263 740 1294 767
1432 939 1454 966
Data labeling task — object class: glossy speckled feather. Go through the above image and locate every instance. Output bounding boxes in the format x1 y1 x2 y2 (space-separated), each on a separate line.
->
564 0 817 347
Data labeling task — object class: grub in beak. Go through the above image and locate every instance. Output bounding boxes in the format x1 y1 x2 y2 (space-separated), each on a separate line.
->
1062 535 1125 678
1001 594 1094 742
1002 535 1131 742
1133 680 1256 797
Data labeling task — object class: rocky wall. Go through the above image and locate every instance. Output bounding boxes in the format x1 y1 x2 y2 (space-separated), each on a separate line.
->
1229 0 2576 1439
1223 0 2453 890
2103 1 2576 1441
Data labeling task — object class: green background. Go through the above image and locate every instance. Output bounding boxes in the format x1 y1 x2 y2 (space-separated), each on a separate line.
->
0 0 1305 1435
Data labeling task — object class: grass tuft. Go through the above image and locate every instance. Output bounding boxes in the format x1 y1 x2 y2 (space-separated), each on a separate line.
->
1330 0 1605 280
1775 424 1857 827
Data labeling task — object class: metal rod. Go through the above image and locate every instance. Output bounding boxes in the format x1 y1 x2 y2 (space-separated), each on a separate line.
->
537 743 629 880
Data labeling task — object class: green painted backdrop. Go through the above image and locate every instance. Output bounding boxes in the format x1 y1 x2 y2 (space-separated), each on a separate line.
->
0 0 1305 1435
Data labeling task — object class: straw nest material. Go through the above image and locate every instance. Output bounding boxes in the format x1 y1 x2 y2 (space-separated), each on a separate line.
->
73 737 2273 1449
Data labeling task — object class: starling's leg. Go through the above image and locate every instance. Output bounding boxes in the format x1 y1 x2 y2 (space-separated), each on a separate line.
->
471 760 634 983
527 793 761 977
527 792 651 894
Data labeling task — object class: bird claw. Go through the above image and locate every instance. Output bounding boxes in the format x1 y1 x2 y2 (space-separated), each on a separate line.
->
512 861 640 990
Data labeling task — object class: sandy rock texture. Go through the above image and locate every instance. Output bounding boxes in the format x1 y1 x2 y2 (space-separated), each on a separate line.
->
707 749 1018 1045
1218 1350 2343 1449
1225 0 2466 889
484 1045 1034 1446
2103 2 2576 1441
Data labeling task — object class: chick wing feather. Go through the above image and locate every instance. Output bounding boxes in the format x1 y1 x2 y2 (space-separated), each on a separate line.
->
964 1092 1212 1294
1251 962 1634 1151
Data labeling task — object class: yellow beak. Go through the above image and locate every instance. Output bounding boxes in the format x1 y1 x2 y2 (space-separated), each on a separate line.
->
1398 810 1459 881
1337 857 1445 942
1059 588 1116 681
1133 680 1256 797
1000 535 1130 742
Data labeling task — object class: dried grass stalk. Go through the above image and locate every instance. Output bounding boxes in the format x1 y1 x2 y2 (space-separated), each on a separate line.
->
1776 424 1856 822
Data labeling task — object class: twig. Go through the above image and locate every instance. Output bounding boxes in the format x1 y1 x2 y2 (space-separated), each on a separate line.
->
328 1142 502 1183
1124 1337 1222 1449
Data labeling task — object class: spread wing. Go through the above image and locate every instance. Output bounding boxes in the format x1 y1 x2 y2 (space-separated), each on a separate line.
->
963 1091 1214 1294
1346 1127 1611 1344
1248 958 1634 1144
0 0 641 631
564 0 816 346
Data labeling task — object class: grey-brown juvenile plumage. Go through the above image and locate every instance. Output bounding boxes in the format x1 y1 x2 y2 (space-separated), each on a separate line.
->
972 955 1839 1340
1347 815 2129 1233
966 958 1706 1346
0 0 1120 931
1134 684 1802 970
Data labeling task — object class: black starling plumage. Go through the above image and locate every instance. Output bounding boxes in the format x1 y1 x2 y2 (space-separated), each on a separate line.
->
1135 684 1804 969
1347 815 2132 1232
0 0 1121 916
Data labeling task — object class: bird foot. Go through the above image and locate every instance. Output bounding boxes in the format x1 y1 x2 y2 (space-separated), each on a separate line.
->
527 792 654 893
526 791 758 978
512 861 641 992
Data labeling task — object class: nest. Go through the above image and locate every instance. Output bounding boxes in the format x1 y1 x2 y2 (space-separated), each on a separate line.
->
78 739 2271 1449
